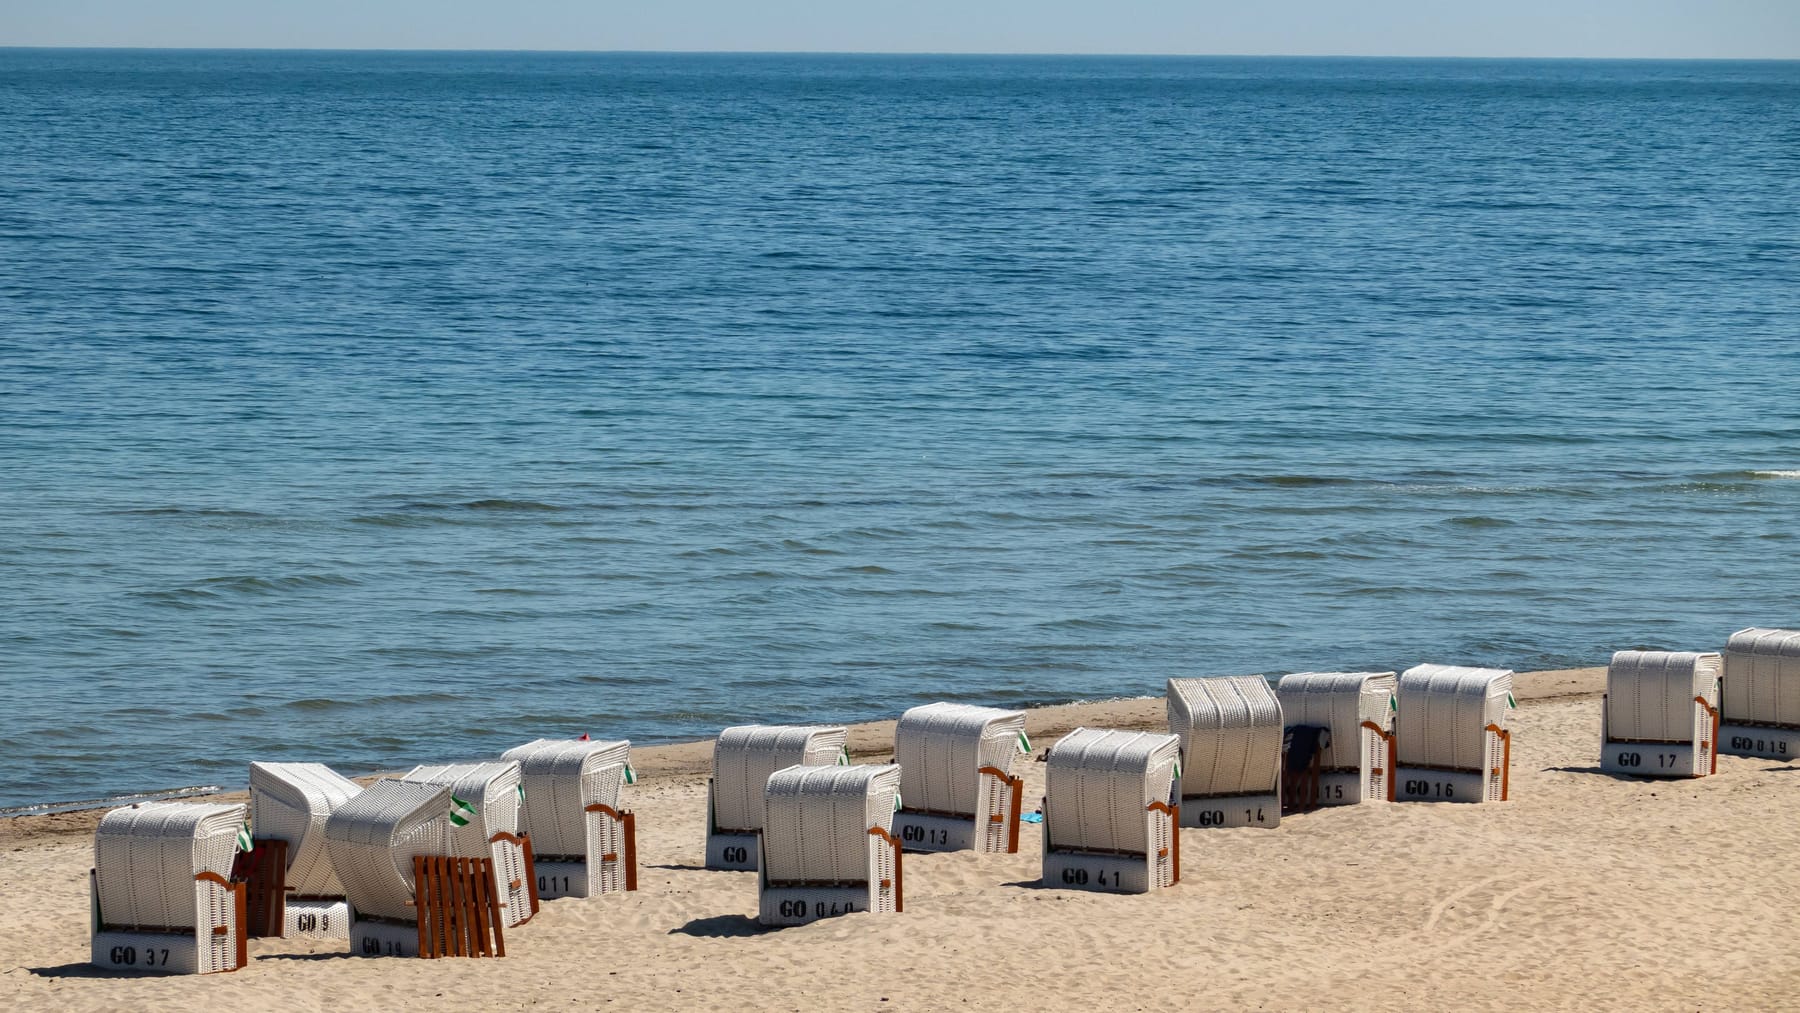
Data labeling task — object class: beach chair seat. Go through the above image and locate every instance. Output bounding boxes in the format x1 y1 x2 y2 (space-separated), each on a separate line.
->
1393 665 1513 803
892 702 1029 854
706 724 848 870
1166 676 1284 828
326 777 509 957
757 763 904 926
90 801 248 975
402 761 537 928
1601 651 1722 777
501 738 637 899
1276 671 1398 807
247 761 362 938
1719 627 1800 759
1041 728 1182 894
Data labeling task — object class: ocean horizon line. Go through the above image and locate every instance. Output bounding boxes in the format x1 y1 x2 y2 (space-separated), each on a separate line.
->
4 45 1797 63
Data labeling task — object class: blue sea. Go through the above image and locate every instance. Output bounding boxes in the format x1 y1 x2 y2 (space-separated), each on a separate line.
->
2 49 1797 813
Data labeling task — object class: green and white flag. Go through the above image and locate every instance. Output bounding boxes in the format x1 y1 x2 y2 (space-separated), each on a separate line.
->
517 785 525 802
623 763 637 785
894 792 903 812
449 794 476 828
235 820 253 854
1507 693 1517 708
838 747 850 766
1389 695 1398 712
1017 731 1033 754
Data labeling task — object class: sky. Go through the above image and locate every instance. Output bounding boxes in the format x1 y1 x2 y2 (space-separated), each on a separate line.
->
3 0 1798 59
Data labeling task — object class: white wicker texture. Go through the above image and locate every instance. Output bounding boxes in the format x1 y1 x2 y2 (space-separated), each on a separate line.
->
1722 628 1800 727
1044 728 1180 857
248 761 363 898
322 779 453 922
711 724 848 834
402 761 532 926
1276 672 1397 771
894 702 1026 818
500 738 631 859
1396 665 1513 772
93 802 243 932
1607 651 1722 742
1166 676 1284 798
761 763 901 887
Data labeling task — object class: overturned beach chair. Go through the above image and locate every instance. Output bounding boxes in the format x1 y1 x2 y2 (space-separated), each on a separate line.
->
1601 651 1721 777
1276 671 1398 808
1166 676 1283 828
1719 627 1800 759
892 702 1029 854
326 778 507 958
1041 728 1181 894
1393 665 1513 803
758 764 904 926
403 761 537 929
706 724 848 870
246 761 362 938
501 738 637 899
90 801 247 975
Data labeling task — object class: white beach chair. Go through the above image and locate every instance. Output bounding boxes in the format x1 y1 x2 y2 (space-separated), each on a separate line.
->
1166 676 1284 828
89 801 247 975
757 763 904 926
402 761 537 928
892 702 1029 854
1600 651 1721 777
1719 627 1800 759
706 724 849 870
247 761 363 938
327 777 511 958
1041 728 1182 894
1275 671 1398 807
501 738 637 899
1393 664 1514 803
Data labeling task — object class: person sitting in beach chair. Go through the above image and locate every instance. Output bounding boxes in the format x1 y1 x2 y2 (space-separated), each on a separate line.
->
891 702 1030 854
1166 675 1284 828
90 801 249 975
757 763 904 926
501 737 638 898
706 724 848 871
1041 728 1182 894
1276 671 1398 807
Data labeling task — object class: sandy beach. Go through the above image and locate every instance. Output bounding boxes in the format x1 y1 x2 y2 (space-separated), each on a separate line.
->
4 666 1798 1011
